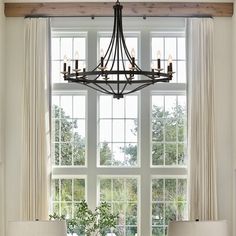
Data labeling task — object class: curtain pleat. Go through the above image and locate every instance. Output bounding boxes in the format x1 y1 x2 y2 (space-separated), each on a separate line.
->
187 18 218 220
21 18 50 220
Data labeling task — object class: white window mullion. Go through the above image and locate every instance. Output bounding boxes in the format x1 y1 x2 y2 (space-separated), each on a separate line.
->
140 29 151 236
87 29 99 210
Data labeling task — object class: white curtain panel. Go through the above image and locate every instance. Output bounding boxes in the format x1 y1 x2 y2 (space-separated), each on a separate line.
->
187 18 218 220
21 18 50 220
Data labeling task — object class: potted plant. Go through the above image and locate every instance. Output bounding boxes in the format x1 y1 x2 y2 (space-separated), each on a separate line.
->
49 200 118 236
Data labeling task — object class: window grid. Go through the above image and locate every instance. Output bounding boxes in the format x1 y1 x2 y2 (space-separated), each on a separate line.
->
51 177 86 218
151 177 187 236
151 93 186 167
98 176 139 236
151 36 186 83
98 95 139 167
51 36 86 83
52 94 86 166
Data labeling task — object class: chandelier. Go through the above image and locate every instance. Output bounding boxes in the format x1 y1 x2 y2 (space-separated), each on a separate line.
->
62 0 173 99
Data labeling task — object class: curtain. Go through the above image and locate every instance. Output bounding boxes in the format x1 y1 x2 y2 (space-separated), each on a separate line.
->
21 18 50 220
187 18 218 220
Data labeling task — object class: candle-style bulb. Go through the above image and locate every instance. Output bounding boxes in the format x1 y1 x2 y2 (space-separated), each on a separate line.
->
157 50 161 69
168 54 173 72
63 55 68 63
100 49 104 68
131 48 135 67
131 48 135 58
168 54 172 65
63 55 67 72
68 59 71 74
100 49 104 57
75 51 79 60
75 51 79 69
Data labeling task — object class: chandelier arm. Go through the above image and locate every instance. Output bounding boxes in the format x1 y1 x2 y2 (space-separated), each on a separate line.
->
104 8 117 60
118 15 143 73
84 83 114 95
104 18 117 69
117 5 125 97
109 8 119 72
119 31 127 71
106 3 120 71
67 70 172 78
86 81 115 94
117 12 132 64
104 35 115 70
93 4 117 71
94 74 102 81
120 81 129 94
117 13 140 72
118 27 130 81
123 83 153 95
106 82 116 94
109 36 118 71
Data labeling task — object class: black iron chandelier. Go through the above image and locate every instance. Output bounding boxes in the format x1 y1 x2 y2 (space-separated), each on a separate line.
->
62 0 173 99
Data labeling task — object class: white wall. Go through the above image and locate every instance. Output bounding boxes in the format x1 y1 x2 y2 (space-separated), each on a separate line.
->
232 2 236 236
3 16 234 235
0 1 5 236
5 17 24 229
213 17 233 235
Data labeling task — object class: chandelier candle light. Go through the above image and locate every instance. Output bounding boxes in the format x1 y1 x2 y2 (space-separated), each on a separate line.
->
62 0 174 99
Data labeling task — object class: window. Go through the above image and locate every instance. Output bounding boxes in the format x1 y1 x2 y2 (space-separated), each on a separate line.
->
98 95 139 167
50 17 187 236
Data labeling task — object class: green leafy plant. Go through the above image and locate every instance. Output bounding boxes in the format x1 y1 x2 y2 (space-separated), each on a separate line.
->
49 200 118 236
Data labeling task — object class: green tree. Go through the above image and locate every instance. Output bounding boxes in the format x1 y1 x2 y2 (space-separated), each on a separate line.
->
152 104 186 166
100 142 113 166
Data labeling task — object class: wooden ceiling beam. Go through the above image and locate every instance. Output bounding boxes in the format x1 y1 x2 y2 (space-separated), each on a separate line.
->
4 2 233 17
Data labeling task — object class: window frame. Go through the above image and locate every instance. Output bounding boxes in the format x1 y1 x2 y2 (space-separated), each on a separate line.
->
50 17 187 236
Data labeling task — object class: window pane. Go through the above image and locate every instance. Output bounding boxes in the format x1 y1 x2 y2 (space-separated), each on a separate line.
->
177 61 186 83
61 38 73 60
51 38 60 60
51 61 61 83
152 38 164 61
177 38 186 60
125 96 138 118
52 95 86 166
113 120 125 142
74 38 86 60
73 96 86 118
152 95 186 166
151 35 186 84
100 96 112 118
51 35 86 83
51 177 86 218
99 177 139 236
100 120 112 142
152 177 188 235
164 38 176 60
98 95 139 167
100 142 112 166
